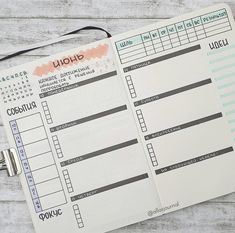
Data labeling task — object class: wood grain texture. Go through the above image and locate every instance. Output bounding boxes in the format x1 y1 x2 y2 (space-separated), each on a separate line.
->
0 19 161 56
0 0 235 232
1 201 235 233
0 0 234 18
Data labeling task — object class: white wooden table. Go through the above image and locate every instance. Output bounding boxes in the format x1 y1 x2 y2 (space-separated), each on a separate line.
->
0 1 235 232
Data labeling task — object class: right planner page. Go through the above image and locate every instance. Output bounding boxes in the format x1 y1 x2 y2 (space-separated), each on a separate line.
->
111 4 235 214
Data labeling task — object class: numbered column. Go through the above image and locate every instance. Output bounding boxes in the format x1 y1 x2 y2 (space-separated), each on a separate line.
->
184 19 197 42
192 17 206 40
150 30 164 53
141 32 155 56
167 24 180 48
175 22 189 45
159 27 172 50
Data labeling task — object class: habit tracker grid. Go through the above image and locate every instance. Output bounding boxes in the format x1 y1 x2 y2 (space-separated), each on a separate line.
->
1 4 235 233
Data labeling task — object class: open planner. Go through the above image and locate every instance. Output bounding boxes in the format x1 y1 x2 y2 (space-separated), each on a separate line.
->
1 3 235 233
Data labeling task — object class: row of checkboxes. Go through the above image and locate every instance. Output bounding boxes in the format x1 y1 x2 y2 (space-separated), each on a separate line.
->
73 204 84 228
41 101 53 124
62 169 74 193
125 75 137 98
136 109 147 132
146 143 158 167
52 135 63 159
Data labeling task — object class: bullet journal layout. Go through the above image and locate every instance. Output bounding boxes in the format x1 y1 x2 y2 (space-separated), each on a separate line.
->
0 4 235 233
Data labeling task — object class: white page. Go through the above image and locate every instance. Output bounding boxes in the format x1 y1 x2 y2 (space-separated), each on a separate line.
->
0 39 161 233
111 3 235 214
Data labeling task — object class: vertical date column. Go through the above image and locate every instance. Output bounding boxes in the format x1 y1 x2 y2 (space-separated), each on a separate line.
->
10 120 42 213
175 22 189 45
167 24 180 48
141 32 155 56
192 17 206 40
150 30 164 53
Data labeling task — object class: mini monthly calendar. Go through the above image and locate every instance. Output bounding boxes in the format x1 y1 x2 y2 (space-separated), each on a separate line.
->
1 4 235 233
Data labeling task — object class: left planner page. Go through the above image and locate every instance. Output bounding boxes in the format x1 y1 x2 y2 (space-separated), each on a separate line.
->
0 39 161 233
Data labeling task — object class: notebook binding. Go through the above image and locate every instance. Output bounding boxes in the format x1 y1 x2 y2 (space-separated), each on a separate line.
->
0 148 21 176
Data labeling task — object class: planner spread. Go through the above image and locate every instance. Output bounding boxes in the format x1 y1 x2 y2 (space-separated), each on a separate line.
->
0 4 235 233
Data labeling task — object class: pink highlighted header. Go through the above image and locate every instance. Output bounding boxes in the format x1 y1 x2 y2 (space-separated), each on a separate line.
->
33 43 109 77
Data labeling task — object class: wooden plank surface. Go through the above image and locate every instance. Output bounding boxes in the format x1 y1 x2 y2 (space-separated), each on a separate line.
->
0 19 161 56
0 0 235 232
0 0 234 18
1 201 235 233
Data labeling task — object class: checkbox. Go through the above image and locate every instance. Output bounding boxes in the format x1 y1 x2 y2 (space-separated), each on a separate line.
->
78 223 84 228
58 153 63 158
67 183 72 188
62 170 68 175
125 76 131 81
153 161 158 166
54 141 59 146
140 122 146 127
64 174 69 179
53 138 58 143
77 218 83 223
68 188 73 193
57 148 62 153
74 209 79 215
139 118 144 123
41 101 47 106
46 114 51 119
73 205 78 209
47 119 53 124
148 148 153 153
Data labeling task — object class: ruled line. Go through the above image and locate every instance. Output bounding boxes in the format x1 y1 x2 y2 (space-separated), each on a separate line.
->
50 105 127 132
155 147 233 175
145 112 223 140
60 139 138 167
71 173 149 201
134 78 212 107
123 44 201 72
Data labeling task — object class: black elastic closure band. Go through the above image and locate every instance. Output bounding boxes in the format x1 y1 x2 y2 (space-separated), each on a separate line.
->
63 26 111 38
0 26 112 62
